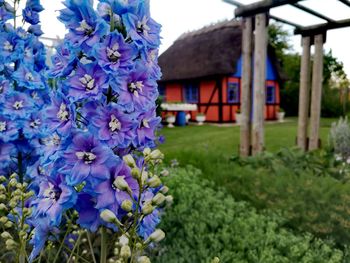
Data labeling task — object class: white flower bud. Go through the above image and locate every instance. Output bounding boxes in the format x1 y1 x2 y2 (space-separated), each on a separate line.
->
0 184 6 192
113 176 130 192
82 249 88 255
142 202 154 215
4 221 13 228
123 154 136 168
138 256 151 263
152 193 165 206
149 229 165 243
149 149 163 160
113 248 119 255
5 239 16 249
0 176 6 182
9 178 17 187
131 167 141 179
160 186 169 194
120 245 131 258
211 257 220 263
165 195 174 205
119 235 129 246
143 147 151 156
0 194 6 201
0 216 8 223
147 176 161 188
100 209 117 223
121 199 133 212
160 169 170 177
0 203 7 211
9 173 17 179
1 231 12 240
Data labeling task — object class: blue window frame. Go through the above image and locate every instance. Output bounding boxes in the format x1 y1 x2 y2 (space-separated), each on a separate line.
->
184 83 199 103
158 84 166 100
227 82 240 103
266 85 275 104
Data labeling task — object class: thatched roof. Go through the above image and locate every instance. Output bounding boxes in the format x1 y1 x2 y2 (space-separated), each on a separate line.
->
158 20 283 82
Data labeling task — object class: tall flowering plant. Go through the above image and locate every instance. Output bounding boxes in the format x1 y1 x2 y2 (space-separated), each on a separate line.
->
27 0 170 262
0 0 49 261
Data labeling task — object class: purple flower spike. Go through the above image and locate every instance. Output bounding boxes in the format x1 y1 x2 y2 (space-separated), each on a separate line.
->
61 132 115 185
3 91 35 120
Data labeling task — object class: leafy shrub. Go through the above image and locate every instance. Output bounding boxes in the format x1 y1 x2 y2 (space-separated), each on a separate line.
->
152 166 346 263
329 118 350 160
229 148 350 245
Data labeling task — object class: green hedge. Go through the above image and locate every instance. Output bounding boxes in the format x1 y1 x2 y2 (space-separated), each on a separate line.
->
229 148 350 245
152 166 346 263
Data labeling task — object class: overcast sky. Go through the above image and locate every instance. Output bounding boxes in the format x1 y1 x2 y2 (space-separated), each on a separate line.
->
40 0 350 75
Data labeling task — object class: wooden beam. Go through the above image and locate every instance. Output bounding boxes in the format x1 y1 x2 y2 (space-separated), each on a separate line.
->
292 3 335 23
338 0 350 7
252 13 268 155
295 18 350 35
240 17 253 157
297 36 311 151
223 0 303 29
235 0 301 17
309 33 325 150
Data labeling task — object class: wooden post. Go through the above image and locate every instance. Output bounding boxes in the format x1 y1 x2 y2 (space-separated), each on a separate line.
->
309 33 325 150
297 36 311 150
252 13 268 155
240 17 253 157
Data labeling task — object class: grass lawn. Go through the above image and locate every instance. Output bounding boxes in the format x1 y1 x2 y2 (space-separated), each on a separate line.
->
159 117 336 185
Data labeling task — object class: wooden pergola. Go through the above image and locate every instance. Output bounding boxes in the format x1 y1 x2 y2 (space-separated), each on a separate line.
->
223 0 350 156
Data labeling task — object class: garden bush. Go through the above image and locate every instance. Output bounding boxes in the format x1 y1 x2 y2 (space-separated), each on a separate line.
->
229 148 350 245
152 166 347 263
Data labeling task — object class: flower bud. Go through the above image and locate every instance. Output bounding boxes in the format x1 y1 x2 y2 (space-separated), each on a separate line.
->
0 176 6 182
143 147 151 156
123 154 136 168
138 256 151 263
0 203 7 211
9 178 17 187
141 202 154 215
160 169 169 177
100 209 117 223
0 194 6 201
149 149 163 160
0 216 8 224
119 235 129 246
152 193 165 206
5 239 16 249
10 173 17 179
113 176 130 192
1 231 12 240
113 248 119 255
211 257 220 263
120 245 131 258
131 167 141 179
165 195 174 205
147 176 161 188
149 229 165 243
121 200 133 212
0 184 6 192
5 221 13 230
160 186 169 194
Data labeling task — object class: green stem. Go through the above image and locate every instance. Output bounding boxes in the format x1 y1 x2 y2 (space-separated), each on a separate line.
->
67 233 82 263
100 227 107 263
87 232 97 263
52 228 70 263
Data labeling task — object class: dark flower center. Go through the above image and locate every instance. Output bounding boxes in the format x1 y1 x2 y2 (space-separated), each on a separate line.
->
44 183 61 201
107 44 121 63
79 74 95 91
0 121 6 132
76 20 94 36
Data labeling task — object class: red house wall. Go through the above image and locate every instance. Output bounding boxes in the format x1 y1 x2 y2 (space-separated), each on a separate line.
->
161 76 280 123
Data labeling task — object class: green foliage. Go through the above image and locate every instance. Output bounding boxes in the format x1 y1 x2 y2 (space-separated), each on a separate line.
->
230 148 350 245
153 166 347 263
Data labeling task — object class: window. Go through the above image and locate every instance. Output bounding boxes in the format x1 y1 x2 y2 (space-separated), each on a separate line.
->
158 84 166 100
184 83 199 103
227 82 240 103
266 86 275 104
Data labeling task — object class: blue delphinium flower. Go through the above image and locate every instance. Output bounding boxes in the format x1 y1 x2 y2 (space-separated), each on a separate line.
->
0 0 49 259
30 0 165 259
